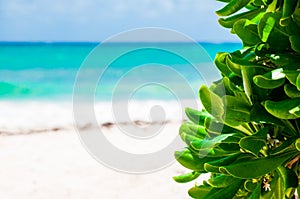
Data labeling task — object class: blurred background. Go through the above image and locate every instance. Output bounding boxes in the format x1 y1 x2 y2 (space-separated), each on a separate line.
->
0 1 241 199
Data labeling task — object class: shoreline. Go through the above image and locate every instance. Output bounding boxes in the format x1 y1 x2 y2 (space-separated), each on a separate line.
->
0 119 187 136
0 100 200 134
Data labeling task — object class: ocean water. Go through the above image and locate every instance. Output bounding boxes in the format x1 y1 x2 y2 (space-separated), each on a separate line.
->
0 42 241 101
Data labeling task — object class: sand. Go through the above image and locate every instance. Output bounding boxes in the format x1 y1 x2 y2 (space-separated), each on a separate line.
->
0 101 208 198
0 128 209 199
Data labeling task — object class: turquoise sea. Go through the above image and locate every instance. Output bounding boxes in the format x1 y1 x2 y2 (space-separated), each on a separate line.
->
0 42 241 101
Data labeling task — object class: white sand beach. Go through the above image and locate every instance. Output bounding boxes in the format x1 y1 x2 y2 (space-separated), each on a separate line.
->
0 101 207 199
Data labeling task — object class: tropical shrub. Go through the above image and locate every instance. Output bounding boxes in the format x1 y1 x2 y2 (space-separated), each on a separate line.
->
174 0 300 198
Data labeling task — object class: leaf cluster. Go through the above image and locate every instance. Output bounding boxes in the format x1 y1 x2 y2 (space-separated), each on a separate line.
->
174 0 300 198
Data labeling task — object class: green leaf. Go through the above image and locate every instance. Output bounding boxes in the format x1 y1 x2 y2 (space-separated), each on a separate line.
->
253 68 286 89
219 152 296 179
174 149 204 172
180 122 208 139
290 36 300 53
204 153 241 173
222 95 251 126
239 136 266 156
250 103 284 126
258 12 277 42
239 128 268 156
285 20 300 36
216 0 251 16
293 8 300 26
207 174 238 188
269 54 300 70
241 66 256 104
280 0 298 26
261 171 282 198
173 171 201 183
225 54 242 77
297 73 300 91
263 98 300 119
175 149 218 172
277 166 298 191
214 52 234 77
284 70 300 86
205 147 240 158
295 138 300 151
190 134 234 151
244 180 259 192
284 84 300 98
270 138 296 155
199 85 224 120
218 8 265 28
253 76 285 89
249 182 262 199
188 185 212 199
202 178 242 199
233 19 261 46
185 108 212 125
203 118 225 135
289 105 300 117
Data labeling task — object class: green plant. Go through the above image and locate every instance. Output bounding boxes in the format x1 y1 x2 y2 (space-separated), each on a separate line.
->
174 0 300 198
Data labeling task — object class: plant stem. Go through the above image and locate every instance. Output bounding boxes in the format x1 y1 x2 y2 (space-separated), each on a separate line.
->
286 154 300 169
295 119 300 135
281 120 297 136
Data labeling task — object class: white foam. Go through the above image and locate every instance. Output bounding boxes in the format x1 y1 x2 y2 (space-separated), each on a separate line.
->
0 99 202 133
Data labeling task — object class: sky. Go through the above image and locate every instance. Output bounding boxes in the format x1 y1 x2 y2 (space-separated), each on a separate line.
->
0 0 240 42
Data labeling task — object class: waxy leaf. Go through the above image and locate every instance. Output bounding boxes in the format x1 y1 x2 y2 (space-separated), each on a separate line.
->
293 8 300 26
214 52 234 77
289 105 300 117
188 185 212 199
264 98 300 119
207 174 238 188
202 179 242 199
219 8 265 28
173 171 200 183
244 180 258 192
180 122 207 137
290 36 300 53
284 70 300 86
258 12 276 42
277 166 298 191
239 128 268 156
260 171 282 199
269 54 300 70
249 182 261 199
233 19 261 46
280 0 298 26
190 134 234 151
270 138 296 155
185 108 212 125
216 0 251 16
253 68 286 89
204 153 241 173
225 54 242 77
222 95 251 126
199 85 224 120
250 103 284 126
295 138 300 151
296 73 300 91
175 149 215 172
284 84 300 98
219 152 296 179
239 136 266 156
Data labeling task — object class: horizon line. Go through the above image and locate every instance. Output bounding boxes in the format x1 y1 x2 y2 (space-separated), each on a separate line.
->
0 41 241 44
